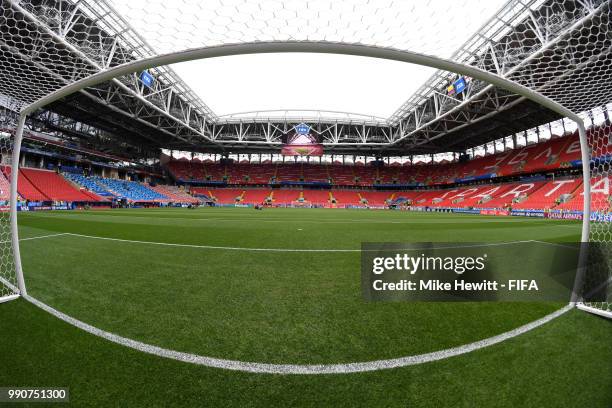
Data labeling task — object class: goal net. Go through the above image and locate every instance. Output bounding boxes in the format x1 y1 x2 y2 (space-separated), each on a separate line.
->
0 121 18 303
0 0 610 318
580 118 612 318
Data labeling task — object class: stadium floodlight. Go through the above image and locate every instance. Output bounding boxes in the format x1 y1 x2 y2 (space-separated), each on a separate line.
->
0 0 610 317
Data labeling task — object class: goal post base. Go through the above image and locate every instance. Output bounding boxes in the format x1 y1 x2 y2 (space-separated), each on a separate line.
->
0 294 20 305
576 303 612 320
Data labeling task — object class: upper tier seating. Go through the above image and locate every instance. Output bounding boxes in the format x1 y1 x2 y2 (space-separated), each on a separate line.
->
166 159 206 181
276 164 302 182
302 164 330 183
166 130 590 187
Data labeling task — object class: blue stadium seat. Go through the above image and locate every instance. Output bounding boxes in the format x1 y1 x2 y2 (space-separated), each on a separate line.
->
64 174 168 201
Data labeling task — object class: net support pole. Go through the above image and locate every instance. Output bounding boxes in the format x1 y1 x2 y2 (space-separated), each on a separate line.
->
577 121 591 243
570 120 591 305
10 113 27 296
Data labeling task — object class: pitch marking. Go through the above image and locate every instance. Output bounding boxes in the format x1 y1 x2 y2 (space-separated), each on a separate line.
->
23 294 572 375
28 232 570 253
15 232 577 374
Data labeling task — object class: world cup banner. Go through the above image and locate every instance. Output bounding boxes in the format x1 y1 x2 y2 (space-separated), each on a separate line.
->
282 123 323 156
281 144 324 156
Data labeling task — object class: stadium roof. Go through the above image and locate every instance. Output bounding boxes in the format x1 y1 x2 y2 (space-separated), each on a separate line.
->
1 0 611 156
107 0 508 120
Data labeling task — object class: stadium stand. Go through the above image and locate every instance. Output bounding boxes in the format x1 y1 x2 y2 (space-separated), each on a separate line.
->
7 163 600 213
94 178 168 202
202 188 245 204
302 164 330 183
11 127 601 210
166 132 585 187
148 184 199 204
242 189 271 204
330 190 361 205
20 169 100 202
479 181 547 209
389 190 423 206
63 173 168 202
0 170 11 201
359 191 393 206
63 173 115 199
512 179 582 210
271 189 300 204
2 166 47 201
558 176 610 211
276 164 302 182
1 167 100 202
302 190 330 205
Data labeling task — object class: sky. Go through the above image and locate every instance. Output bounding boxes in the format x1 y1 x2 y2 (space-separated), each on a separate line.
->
170 54 436 118
109 0 509 119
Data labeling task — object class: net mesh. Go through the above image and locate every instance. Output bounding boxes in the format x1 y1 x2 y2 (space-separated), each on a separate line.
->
0 0 611 313
584 116 612 316
0 127 16 300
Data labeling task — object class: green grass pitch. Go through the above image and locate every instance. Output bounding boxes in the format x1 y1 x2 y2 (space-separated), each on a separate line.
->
1 207 610 406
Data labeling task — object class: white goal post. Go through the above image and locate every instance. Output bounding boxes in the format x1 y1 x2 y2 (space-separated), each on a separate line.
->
0 0 610 318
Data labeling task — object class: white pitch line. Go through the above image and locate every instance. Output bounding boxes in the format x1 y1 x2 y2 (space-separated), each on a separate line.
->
0 232 70 245
53 233 569 253
529 240 581 250
20 232 69 242
23 293 573 375
62 232 361 252
13 232 578 373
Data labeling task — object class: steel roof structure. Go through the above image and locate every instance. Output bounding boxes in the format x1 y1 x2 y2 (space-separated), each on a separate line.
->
0 0 610 156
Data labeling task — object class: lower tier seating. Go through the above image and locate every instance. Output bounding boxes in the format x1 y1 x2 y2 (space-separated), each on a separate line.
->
0 169 12 201
2 166 48 201
149 184 199 204
65 174 168 202
1 167 99 202
189 176 607 212
21 168 98 202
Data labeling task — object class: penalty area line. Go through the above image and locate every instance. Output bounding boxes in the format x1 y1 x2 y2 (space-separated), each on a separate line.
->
55 233 568 253
23 293 573 375
0 232 70 245
61 232 361 252
13 232 579 373
20 232 70 241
